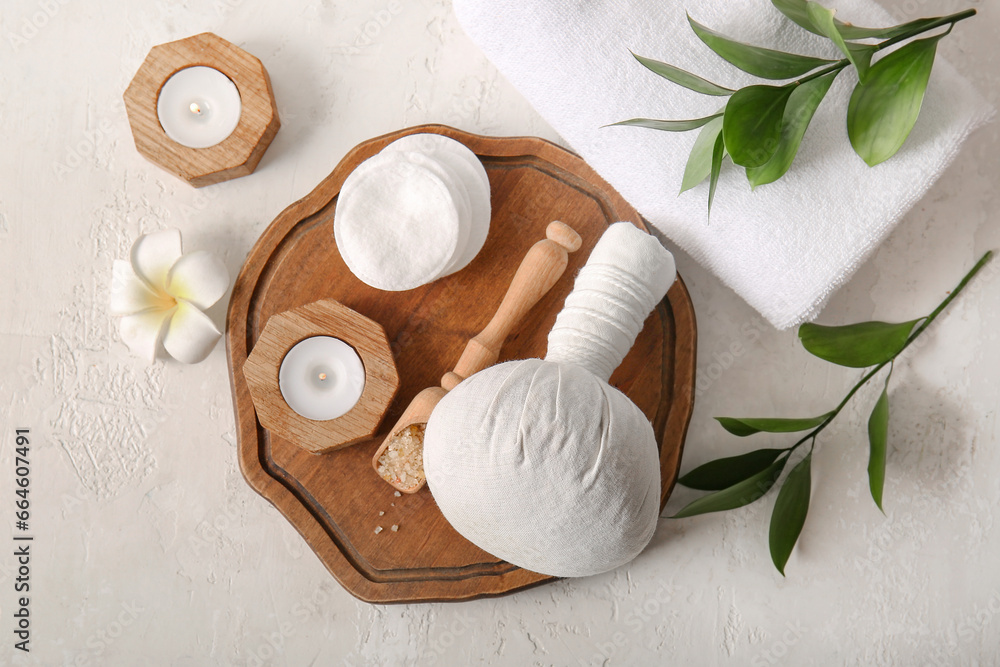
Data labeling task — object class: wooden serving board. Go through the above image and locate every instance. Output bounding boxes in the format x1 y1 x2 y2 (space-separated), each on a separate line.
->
226 124 697 604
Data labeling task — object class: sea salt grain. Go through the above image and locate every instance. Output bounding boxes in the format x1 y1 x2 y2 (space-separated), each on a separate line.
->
391 525 399 532
374 526 383 534
376 424 426 492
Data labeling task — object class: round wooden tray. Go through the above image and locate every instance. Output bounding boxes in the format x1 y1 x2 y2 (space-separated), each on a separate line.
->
226 124 697 604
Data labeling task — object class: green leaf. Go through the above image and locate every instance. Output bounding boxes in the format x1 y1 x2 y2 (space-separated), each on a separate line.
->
771 0 944 41
769 452 812 575
847 34 942 167
798 319 921 368
681 116 725 193
835 17 943 41
688 14 835 80
867 374 891 513
608 114 722 132
770 0 821 34
805 2 876 83
746 71 837 188
707 130 725 218
716 413 833 437
723 84 794 168
672 456 787 518
632 52 734 96
679 448 786 491
843 42 875 82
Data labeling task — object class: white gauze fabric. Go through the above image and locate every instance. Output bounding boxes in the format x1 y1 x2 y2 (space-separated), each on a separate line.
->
453 0 994 328
424 223 676 577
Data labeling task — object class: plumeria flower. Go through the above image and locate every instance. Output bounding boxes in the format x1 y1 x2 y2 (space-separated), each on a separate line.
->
110 229 229 364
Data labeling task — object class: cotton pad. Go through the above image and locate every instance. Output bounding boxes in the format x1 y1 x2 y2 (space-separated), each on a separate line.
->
395 150 473 276
334 153 460 291
334 134 493 291
384 134 491 274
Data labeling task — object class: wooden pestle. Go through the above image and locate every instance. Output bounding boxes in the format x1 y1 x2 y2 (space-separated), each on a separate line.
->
372 220 583 493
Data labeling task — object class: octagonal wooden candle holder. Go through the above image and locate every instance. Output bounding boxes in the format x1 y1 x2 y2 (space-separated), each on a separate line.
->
243 300 400 454
124 32 280 187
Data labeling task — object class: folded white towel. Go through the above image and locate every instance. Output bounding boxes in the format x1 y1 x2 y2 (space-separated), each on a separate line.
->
453 0 993 328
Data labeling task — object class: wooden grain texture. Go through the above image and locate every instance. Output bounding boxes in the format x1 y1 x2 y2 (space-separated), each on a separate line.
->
226 124 698 604
242 300 400 454
124 32 280 187
443 220 582 390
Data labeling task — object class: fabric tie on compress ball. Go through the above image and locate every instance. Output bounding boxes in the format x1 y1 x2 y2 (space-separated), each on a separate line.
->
547 219 676 382
424 222 676 577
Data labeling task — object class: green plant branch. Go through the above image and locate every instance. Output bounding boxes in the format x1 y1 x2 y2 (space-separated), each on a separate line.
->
673 250 993 574
872 9 973 52
784 250 992 454
792 9 974 89
785 360 882 451
621 4 979 214
904 248 993 346
792 59 848 87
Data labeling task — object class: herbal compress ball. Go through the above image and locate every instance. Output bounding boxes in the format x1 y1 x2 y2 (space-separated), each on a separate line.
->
424 222 676 577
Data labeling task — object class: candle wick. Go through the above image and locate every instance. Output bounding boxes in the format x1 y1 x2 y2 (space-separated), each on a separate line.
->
189 102 203 115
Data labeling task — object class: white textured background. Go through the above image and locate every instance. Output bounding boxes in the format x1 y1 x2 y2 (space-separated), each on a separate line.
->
0 0 997 664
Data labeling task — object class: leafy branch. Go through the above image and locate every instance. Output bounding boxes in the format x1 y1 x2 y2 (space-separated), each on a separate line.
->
673 251 993 575
613 0 977 216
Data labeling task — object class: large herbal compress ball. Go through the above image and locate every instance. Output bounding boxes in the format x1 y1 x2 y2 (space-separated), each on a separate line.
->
424 357 660 577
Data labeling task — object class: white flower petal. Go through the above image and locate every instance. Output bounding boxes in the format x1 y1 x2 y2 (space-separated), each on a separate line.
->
164 250 229 310
119 307 174 363
110 260 174 315
131 229 183 290
162 301 222 364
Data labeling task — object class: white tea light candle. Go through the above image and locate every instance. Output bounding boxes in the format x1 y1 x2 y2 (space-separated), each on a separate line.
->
243 300 400 453
157 66 242 148
279 337 365 421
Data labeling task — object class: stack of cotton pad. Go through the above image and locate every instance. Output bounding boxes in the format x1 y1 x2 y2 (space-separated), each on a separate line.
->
334 134 492 291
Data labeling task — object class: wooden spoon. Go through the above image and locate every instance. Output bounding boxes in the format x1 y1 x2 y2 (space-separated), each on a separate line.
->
372 220 583 493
